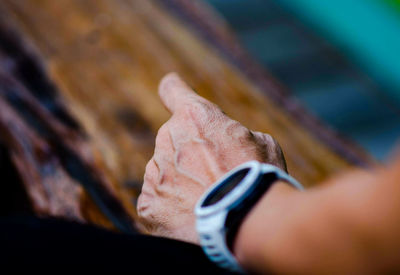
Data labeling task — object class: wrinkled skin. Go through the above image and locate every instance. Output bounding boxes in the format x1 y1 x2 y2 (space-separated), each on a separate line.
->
137 73 286 243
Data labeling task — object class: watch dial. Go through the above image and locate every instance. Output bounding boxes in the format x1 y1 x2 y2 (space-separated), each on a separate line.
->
202 168 250 207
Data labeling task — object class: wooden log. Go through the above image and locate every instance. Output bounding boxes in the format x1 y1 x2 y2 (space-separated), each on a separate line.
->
0 67 139 232
0 0 373 229
0 18 139 231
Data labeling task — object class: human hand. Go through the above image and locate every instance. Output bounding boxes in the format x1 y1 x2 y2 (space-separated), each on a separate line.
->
137 72 286 243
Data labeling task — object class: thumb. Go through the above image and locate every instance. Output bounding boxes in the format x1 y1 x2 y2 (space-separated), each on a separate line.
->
158 72 201 114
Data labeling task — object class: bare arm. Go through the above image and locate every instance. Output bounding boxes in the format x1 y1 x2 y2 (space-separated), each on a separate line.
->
234 161 400 274
137 73 400 274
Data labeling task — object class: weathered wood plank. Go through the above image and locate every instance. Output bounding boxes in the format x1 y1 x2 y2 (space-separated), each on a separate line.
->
0 69 139 231
0 17 139 231
0 0 373 228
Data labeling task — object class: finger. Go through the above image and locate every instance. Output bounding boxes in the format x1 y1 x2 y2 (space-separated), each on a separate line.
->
158 72 203 114
143 157 160 185
137 158 159 216
154 123 175 165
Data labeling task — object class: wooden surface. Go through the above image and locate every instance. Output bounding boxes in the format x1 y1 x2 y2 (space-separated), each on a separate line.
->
0 32 138 231
0 0 372 231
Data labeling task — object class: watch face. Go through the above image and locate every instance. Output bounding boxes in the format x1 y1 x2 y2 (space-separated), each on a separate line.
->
201 168 250 207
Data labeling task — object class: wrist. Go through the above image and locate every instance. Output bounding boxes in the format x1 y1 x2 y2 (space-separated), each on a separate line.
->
233 181 298 270
195 161 303 273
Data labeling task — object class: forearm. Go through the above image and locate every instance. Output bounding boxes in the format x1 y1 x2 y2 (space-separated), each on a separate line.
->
233 165 400 274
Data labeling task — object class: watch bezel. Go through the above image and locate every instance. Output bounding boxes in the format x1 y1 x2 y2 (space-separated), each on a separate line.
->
195 160 261 218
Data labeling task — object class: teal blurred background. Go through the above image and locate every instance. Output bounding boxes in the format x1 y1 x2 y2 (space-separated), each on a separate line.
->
205 0 400 160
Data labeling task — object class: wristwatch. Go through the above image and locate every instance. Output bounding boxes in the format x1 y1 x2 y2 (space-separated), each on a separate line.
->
195 160 304 273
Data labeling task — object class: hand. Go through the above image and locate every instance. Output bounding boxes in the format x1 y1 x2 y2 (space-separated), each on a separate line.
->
137 72 286 243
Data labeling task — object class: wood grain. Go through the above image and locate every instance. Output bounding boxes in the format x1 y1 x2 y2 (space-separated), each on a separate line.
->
0 0 373 229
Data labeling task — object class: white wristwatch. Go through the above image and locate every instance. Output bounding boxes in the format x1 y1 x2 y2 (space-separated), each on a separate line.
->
195 161 304 273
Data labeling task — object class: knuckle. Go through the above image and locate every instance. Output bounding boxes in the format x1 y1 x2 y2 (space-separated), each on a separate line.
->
144 161 156 181
241 126 252 138
176 97 226 130
197 100 219 115
180 100 216 120
191 101 205 113
182 102 204 118
225 120 245 136
143 170 153 184
235 124 252 140
155 125 169 146
251 132 286 169
267 135 281 151
136 194 149 216
253 131 276 146
156 124 169 137
262 133 275 144
154 172 169 193
144 158 153 172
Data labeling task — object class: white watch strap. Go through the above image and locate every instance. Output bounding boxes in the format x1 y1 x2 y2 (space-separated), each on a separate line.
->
196 161 304 273
197 212 245 273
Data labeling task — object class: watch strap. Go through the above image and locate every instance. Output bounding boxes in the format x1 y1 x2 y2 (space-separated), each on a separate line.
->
196 161 304 273
197 213 245 273
224 172 278 251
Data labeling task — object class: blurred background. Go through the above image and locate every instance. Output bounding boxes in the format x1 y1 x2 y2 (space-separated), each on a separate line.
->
205 0 400 160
